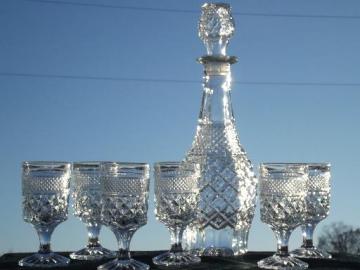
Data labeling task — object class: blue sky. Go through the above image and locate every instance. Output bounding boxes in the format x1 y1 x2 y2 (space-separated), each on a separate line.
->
0 0 360 254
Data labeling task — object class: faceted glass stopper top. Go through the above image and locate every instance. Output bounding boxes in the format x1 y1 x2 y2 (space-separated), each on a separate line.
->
199 3 235 56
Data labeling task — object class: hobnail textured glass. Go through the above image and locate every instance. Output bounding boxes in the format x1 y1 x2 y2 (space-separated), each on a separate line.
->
19 161 71 268
152 162 201 267
97 162 150 270
257 163 308 270
183 3 257 256
291 163 331 259
70 162 115 260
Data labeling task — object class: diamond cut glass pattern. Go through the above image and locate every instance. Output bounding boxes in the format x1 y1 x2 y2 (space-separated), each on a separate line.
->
190 123 256 231
257 163 308 270
19 161 71 268
291 163 332 259
101 195 148 230
153 162 201 267
98 162 150 270
185 109 256 256
199 3 234 56
183 3 257 256
70 162 115 261
73 192 102 224
23 194 68 227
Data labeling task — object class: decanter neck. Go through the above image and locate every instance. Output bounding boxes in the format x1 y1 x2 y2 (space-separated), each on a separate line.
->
198 61 235 124
204 38 229 56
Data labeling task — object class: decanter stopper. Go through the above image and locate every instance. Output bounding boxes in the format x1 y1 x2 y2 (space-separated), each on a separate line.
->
199 3 235 56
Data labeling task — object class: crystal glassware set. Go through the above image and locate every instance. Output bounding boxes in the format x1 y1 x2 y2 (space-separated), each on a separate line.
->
19 2 333 270
19 161 331 270
19 161 203 269
19 161 150 270
258 163 331 270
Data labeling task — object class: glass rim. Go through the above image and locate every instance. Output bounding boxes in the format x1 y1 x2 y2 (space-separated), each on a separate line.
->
73 161 101 169
22 161 71 168
154 161 186 169
100 162 150 175
100 161 149 167
261 162 330 166
154 161 200 171
260 162 331 172
73 161 102 164
260 162 307 166
307 162 331 168
260 163 308 175
154 161 182 166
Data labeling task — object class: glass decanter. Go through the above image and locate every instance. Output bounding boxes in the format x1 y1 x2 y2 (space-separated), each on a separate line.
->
183 3 257 256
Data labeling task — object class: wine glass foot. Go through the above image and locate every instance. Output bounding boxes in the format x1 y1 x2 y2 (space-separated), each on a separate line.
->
234 247 248 256
70 245 116 260
291 247 332 259
202 247 234 257
152 251 201 267
188 248 204 257
258 254 308 270
18 252 70 268
97 258 149 270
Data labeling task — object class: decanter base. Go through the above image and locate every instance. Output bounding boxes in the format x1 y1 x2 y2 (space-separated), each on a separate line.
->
202 247 234 257
70 245 116 260
18 252 70 268
152 251 201 267
258 254 308 270
97 258 149 270
290 247 332 259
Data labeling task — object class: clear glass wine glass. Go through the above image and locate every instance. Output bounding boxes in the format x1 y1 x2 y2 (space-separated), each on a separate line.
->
19 161 71 268
97 162 150 270
257 163 309 270
291 163 331 259
153 162 201 267
70 162 115 260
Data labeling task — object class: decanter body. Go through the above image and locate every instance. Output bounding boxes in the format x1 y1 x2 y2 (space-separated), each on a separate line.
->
183 3 257 256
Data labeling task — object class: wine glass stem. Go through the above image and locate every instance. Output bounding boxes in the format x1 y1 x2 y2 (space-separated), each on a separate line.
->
114 230 135 260
274 229 291 256
301 223 317 248
87 224 101 247
36 226 54 254
169 226 185 252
